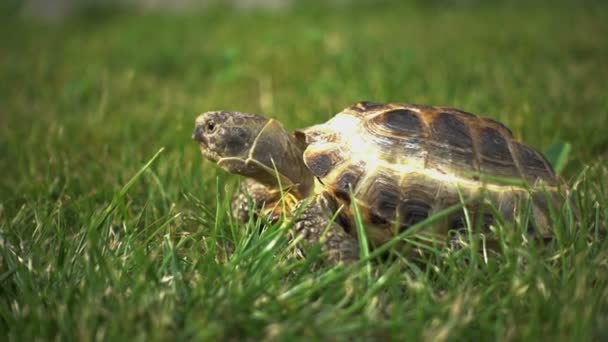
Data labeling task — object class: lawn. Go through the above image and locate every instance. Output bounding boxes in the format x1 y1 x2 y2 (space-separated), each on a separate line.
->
1 1 608 340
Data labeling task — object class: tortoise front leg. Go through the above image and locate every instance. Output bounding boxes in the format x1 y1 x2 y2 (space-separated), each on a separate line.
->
293 193 359 264
231 178 281 223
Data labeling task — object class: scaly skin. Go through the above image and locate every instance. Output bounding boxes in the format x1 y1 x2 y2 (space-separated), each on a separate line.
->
293 193 359 264
232 178 300 223
231 178 280 223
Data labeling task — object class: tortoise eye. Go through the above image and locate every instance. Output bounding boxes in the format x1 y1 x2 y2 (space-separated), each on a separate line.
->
205 120 216 133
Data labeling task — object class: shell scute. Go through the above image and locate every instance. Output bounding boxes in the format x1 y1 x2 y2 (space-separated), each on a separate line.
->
349 101 388 114
430 112 475 150
425 111 478 173
372 109 424 136
481 117 514 137
371 188 400 225
306 153 333 178
512 142 555 184
331 165 364 202
363 108 426 163
397 174 442 229
476 125 520 178
437 107 478 120
358 173 400 224
304 145 345 178
398 199 431 230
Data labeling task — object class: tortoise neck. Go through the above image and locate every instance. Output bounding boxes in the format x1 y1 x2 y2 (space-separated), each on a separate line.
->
247 119 314 197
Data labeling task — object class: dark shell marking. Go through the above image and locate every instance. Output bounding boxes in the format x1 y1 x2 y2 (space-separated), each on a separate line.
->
438 107 478 120
431 112 474 150
373 109 423 136
370 189 399 225
426 112 477 173
354 173 439 231
331 166 364 202
364 109 425 162
513 142 556 184
396 175 440 230
476 126 520 178
481 117 514 137
363 175 401 225
304 145 344 178
306 154 333 178
398 199 431 229
349 101 387 113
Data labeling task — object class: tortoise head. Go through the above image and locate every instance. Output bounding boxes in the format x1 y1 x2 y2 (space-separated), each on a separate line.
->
193 111 268 163
193 111 314 195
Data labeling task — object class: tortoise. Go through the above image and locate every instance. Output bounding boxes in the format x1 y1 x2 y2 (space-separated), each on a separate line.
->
192 101 559 263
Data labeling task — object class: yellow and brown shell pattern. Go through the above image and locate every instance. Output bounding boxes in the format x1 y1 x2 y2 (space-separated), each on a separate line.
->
300 101 558 245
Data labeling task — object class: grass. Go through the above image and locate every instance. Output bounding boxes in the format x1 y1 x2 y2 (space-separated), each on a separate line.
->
1 1 608 340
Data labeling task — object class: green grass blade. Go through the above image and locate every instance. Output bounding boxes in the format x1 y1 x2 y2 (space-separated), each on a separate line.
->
544 141 571 174
350 197 372 286
91 147 165 230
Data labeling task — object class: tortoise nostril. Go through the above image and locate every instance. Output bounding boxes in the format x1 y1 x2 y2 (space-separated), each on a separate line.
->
192 125 205 142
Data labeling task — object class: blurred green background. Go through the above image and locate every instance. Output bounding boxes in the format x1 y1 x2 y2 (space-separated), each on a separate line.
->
1 0 608 340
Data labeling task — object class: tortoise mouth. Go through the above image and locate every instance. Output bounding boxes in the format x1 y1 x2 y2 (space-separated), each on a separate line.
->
198 143 222 163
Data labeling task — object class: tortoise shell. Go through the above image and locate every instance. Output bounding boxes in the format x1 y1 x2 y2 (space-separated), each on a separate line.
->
300 101 557 244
